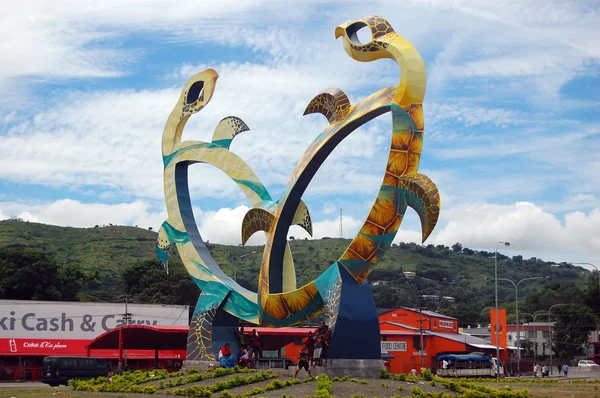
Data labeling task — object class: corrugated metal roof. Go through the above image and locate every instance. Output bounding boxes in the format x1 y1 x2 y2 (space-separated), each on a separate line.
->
396 307 457 320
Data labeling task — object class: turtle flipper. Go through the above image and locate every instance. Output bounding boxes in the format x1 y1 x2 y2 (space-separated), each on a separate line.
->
303 88 352 124
399 173 440 242
156 223 174 274
241 200 313 245
211 116 250 149
241 208 275 245
292 200 313 237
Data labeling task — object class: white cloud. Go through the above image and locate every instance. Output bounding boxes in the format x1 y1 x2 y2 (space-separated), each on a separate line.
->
0 199 165 229
322 202 337 215
433 202 600 264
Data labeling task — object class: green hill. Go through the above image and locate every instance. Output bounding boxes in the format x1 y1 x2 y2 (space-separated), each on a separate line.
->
0 219 593 326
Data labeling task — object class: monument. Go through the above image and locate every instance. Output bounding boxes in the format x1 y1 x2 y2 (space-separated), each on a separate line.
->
157 15 440 374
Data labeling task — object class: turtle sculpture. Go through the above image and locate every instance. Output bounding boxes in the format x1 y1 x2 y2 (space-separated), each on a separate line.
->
157 15 440 361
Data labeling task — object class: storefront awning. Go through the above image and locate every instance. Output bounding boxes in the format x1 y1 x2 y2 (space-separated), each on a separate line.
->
88 325 189 350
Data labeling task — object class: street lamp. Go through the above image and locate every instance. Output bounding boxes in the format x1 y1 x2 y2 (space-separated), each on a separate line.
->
572 263 600 295
532 312 548 364
494 241 510 378
519 312 534 322
234 251 257 282
496 276 548 375
548 303 570 375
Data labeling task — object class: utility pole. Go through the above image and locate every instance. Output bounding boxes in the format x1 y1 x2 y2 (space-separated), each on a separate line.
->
419 309 425 368
119 295 132 371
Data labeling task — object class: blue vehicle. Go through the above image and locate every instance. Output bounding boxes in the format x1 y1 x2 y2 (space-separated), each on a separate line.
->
436 353 503 378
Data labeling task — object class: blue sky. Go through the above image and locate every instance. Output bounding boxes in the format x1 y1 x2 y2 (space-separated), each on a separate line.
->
0 0 599 267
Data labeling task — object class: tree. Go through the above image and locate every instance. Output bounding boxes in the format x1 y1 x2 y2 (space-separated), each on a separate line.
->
452 243 463 253
462 247 475 256
121 258 199 313
0 247 84 300
552 304 598 360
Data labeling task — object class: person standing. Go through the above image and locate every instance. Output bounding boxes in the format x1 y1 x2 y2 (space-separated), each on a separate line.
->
557 364 561 375
249 329 261 360
533 364 539 378
562 363 569 378
303 331 315 365
294 344 312 378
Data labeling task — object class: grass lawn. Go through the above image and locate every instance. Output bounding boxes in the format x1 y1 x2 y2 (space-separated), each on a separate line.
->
481 381 600 398
5 370 600 398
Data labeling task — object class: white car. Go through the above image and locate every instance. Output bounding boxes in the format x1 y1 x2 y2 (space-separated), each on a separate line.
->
578 360 599 368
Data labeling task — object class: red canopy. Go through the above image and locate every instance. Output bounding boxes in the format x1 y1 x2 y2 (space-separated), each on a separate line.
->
87 325 189 350
87 325 316 352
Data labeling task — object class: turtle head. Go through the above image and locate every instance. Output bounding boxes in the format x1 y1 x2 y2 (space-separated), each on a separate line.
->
335 16 396 63
179 68 219 119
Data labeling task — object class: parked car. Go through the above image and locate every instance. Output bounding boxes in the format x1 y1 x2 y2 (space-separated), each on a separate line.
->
577 360 600 368
41 356 111 386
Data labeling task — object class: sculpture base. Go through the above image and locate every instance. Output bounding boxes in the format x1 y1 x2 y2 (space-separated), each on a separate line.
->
309 359 384 378
182 360 220 371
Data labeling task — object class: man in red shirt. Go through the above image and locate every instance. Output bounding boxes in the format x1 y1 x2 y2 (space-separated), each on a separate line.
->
294 344 312 378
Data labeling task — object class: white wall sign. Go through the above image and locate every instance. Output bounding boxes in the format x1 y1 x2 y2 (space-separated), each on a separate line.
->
439 320 454 329
381 341 407 353
0 300 189 339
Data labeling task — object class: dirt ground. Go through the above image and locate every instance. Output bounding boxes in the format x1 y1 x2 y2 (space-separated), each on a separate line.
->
5 378 600 398
481 381 600 398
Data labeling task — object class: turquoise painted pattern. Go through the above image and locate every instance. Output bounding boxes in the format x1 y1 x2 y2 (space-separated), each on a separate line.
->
211 138 233 149
162 142 220 167
223 289 259 321
161 221 191 245
233 179 272 202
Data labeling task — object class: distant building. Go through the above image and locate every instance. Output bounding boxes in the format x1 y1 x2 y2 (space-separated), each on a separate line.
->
372 280 390 286
442 296 456 303
506 322 554 358
421 295 439 301
403 271 416 279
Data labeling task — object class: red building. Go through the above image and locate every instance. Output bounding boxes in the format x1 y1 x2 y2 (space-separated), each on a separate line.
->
379 308 500 374
0 300 189 381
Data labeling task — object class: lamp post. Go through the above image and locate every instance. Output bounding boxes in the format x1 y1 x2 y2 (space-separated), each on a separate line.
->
494 241 511 378
234 251 257 282
532 312 548 364
548 303 570 375
496 276 548 375
572 263 600 295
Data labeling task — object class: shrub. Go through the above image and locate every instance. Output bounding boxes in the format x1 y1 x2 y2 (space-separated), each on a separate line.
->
379 368 392 379
315 375 333 398
422 369 434 381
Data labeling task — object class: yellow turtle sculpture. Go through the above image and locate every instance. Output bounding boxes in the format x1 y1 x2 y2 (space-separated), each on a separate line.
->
157 15 440 362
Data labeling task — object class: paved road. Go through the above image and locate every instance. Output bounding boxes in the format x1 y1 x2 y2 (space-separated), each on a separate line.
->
0 382 50 388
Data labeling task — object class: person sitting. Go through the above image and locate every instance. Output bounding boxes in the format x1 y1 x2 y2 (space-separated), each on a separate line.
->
238 345 250 368
218 343 235 368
